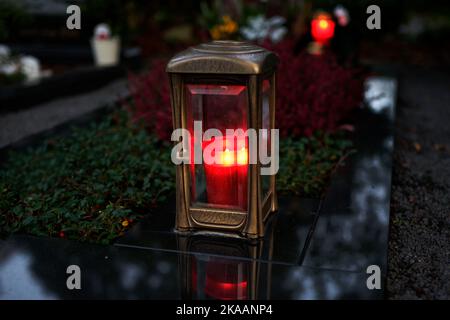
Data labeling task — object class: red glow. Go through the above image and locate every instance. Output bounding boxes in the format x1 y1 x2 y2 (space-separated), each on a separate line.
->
311 14 335 44
204 260 248 300
205 278 248 300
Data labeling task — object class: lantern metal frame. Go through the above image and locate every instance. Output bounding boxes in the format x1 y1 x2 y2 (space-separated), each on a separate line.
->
167 41 279 239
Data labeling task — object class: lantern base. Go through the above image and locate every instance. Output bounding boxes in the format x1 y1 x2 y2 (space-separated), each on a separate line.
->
175 192 278 240
174 228 265 244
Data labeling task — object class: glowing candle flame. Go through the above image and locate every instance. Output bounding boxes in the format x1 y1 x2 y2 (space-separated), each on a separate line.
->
221 148 234 166
237 147 248 165
319 19 328 29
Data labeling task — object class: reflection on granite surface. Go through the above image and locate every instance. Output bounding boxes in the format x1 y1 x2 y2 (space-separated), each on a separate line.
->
177 235 271 300
302 77 396 272
0 249 57 299
0 235 381 299
0 77 395 299
0 235 181 299
364 77 397 119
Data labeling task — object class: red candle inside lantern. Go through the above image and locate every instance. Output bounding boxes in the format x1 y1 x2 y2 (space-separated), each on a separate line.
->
311 14 335 45
203 135 248 210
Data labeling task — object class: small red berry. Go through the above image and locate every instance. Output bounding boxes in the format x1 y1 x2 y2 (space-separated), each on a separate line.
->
59 231 65 238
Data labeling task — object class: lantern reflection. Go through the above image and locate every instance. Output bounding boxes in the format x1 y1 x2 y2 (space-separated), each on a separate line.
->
192 257 248 300
177 217 276 300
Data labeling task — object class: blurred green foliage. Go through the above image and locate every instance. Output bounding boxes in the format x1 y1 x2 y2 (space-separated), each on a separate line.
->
0 70 26 86
0 0 30 41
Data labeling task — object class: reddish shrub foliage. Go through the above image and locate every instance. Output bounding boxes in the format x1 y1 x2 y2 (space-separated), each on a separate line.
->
127 40 365 140
263 39 365 137
128 59 172 141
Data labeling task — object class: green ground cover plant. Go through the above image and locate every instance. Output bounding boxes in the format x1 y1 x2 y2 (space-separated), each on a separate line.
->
0 109 352 244
0 110 173 244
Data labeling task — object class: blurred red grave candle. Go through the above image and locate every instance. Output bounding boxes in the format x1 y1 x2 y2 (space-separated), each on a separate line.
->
311 13 335 45
202 135 248 210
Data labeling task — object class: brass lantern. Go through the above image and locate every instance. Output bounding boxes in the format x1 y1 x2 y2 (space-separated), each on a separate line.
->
166 41 279 239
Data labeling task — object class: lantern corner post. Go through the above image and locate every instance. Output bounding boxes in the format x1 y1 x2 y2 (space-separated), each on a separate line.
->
270 71 279 213
175 165 191 231
168 72 191 231
242 75 264 239
242 167 264 239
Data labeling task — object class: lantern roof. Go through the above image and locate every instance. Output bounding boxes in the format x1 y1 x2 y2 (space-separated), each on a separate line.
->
166 41 278 75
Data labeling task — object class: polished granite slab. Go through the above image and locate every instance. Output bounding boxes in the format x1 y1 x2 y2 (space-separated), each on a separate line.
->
0 235 382 300
302 85 396 272
0 77 396 300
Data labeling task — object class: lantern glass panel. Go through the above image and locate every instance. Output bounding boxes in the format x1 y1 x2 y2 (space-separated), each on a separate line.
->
185 84 249 211
261 80 271 199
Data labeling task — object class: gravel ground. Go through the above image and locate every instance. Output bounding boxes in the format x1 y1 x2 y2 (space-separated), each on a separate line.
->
387 66 450 299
